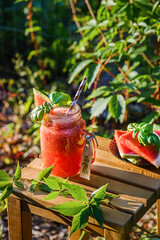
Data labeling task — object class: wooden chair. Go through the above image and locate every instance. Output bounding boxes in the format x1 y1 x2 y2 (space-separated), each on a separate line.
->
7 136 160 240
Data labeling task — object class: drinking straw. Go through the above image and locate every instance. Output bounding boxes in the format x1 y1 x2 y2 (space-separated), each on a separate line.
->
68 76 87 114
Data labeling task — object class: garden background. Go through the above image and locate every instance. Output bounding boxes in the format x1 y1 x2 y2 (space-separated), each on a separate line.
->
0 0 160 239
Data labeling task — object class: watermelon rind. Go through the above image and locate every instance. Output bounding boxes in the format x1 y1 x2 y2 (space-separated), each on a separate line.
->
33 88 50 106
153 151 160 168
121 153 141 159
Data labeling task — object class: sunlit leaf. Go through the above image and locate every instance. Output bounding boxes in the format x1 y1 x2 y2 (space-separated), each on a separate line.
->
68 60 93 84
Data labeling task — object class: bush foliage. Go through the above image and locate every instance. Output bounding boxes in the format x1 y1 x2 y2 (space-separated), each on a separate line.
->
68 0 160 126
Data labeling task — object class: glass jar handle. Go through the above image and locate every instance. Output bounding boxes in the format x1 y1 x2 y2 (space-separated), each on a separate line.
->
83 129 99 163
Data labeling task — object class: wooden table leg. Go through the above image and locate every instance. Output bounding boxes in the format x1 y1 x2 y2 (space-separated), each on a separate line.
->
68 226 89 240
7 196 32 240
104 229 130 240
157 199 160 235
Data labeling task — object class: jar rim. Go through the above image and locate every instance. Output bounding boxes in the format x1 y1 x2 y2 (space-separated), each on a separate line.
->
45 103 81 121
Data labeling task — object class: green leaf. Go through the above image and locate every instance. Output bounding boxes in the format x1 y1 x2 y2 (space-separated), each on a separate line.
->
44 191 60 200
0 170 11 182
90 97 111 119
87 86 111 100
31 179 39 185
13 162 21 181
49 92 71 106
109 95 126 123
30 105 44 123
52 201 87 216
38 164 54 181
47 176 64 185
14 181 24 190
87 64 101 89
39 183 52 193
0 184 13 201
142 112 160 124
63 183 88 203
135 0 152 6
79 230 86 240
152 0 159 13
90 205 103 228
70 207 89 236
90 184 108 204
98 20 109 27
30 184 39 192
0 181 12 189
44 178 60 191
68 59 93 84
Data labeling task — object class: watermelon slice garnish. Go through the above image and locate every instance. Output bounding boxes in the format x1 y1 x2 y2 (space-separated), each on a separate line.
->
114 130 140 159
33 88 50 107
120 130 160 168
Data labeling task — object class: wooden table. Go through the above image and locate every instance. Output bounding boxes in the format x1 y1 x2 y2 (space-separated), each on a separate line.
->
7 136 160 240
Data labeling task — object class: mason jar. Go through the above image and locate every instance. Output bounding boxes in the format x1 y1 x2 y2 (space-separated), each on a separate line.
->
40 104 86 177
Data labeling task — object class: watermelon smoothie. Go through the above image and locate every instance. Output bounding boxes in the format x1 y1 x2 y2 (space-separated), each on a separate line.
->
40 104 86 177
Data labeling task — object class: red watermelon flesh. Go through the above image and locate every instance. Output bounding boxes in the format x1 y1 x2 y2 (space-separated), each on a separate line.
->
33 88 50 107
119 130 160 168
114 130 140 158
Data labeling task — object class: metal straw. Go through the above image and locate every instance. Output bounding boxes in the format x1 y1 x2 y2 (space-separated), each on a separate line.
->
68 76 87 114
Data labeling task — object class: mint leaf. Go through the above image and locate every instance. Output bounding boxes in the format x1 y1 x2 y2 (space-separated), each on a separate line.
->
38 165 54 181
14 181 25 190
13 162 21 181
44 178 60 191
90 184 108 204
63 183 88 203
90 205 103 228
44 191 60 200
49 92 71 106
52 201 87 217
39 183 52 193
70 207 89 236
0 170 11 182
0 184 13 201
30 105 44 122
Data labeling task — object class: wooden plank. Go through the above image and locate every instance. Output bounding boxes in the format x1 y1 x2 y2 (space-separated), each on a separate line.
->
7 197 23 240
104 229 129 240
23 163 149 206
21 200 104 236
68 227 89 240
91 163 160 196
11 181 133 233
21 166 156 225
27 159 154 204
25 160 156 215
21 210 32 240
7 196 32 240
29 155 160 197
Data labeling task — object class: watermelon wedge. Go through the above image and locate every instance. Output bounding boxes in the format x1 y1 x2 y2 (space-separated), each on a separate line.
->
33 88 50 107
119 130 160 168
114 130 140 159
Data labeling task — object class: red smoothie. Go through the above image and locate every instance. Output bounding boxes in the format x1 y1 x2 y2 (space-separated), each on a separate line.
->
40 104 86 177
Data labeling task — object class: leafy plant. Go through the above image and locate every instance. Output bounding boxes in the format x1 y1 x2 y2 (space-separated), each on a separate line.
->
0 162 117 236
127 122 160 151
68 0 160 126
